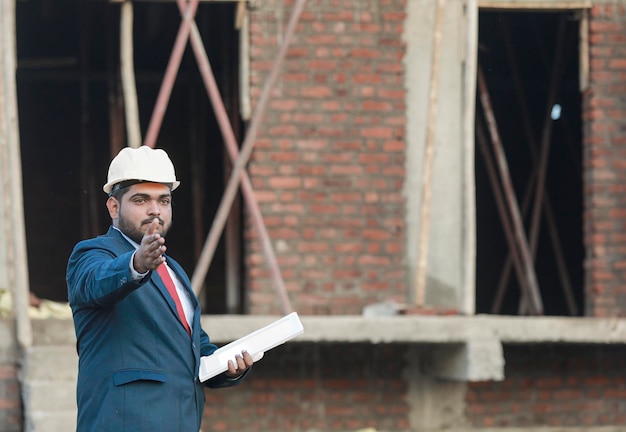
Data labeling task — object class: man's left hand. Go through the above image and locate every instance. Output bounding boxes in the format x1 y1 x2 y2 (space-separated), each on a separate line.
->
225 350 254 378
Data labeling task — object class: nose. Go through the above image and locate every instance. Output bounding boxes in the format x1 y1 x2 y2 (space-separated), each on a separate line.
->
147 199 161 216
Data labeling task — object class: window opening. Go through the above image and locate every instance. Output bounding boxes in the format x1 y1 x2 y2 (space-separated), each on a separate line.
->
16 1 243 313
475 10 584 316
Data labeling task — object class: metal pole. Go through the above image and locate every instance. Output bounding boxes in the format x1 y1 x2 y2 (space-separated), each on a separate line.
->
120 1 142 148
518 19 567 314
493 17 576 315
476 121 531 312
415 0 446 307
107 5 125 158
177 0 291 312
477 65 544 315
191 0 307 315
143 0 200 148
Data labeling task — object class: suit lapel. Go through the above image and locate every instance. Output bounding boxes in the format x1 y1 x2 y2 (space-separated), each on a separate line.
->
165 258 199 311
151 269 181 321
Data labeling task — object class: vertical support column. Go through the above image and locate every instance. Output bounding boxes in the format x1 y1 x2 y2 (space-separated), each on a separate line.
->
461 0 478 315
120 0 141 148
415 0 446 307
0 0 32 348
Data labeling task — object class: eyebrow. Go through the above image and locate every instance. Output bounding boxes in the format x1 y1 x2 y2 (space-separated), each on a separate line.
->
128 193 171 200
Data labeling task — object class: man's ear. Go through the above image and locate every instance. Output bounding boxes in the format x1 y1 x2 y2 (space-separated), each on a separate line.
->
106 196 119 220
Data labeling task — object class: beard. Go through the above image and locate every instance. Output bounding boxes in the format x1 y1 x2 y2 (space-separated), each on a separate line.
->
117 213 171 244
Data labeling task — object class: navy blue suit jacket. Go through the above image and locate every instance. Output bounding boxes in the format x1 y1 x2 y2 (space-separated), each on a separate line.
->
67 227 240 431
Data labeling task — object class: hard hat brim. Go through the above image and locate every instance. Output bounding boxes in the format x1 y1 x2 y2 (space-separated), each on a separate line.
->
103 179 180 194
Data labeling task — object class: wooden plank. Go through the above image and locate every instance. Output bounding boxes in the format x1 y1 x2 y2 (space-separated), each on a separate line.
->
120 1 142 148
476 121 532 315
415 0 447 308
462 0 478 315
580 9 589 91
477 66 544 315
0 0 33 348
479 0 590 9
110 0 248 3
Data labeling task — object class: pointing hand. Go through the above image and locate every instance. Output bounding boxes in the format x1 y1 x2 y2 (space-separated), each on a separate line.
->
133 218 166 273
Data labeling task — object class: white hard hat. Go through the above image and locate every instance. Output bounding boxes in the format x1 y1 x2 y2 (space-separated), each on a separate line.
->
103 145 180 194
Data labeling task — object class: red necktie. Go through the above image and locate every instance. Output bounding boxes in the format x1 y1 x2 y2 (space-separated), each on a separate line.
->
157 264 192 336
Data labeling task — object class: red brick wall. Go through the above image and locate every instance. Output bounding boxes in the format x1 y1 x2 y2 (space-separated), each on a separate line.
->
0 320 20 431
246 0 408 314
0 364 21 431
584 4 626 317
467 344 626 428
201 343 410 431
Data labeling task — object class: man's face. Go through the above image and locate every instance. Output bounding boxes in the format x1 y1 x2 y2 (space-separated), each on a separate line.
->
106 183 173 244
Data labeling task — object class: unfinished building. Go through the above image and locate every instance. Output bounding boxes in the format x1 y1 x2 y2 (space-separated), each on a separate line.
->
1 0 626 430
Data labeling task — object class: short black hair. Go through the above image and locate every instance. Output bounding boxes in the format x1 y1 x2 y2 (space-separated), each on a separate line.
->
108 180 173 200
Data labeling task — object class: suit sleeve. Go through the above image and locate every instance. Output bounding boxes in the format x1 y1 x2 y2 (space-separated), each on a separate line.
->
67 240 149 307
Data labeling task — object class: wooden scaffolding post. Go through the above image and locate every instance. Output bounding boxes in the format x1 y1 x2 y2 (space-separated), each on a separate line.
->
138 0 296 313
191 0 307 316
492 17 576 315
462 0 478 315
476 121 533 308
415 0 446 308
120 0 142 148
477 65 544 315
179 0 291 312
0 0 32 348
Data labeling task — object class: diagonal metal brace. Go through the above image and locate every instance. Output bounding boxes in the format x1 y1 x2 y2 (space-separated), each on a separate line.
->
175 0 294 313
477 65 544 315
139 0 306 314
143 0 200 148
190 0 307 314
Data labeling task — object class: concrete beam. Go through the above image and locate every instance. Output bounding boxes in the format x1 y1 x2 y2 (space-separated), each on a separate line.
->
426 339 504 382
202 315 626 345
25 315 626 384
30 315 626 345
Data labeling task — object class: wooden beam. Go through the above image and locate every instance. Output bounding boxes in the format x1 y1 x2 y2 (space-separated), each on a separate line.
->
120 1 142 148
476 121 533 316
478 0 591 11
477 65 544 315
579 9 589 91
110 0 249 3
190 0 307 315
478 0 590 9
239 1 251 120
493 16 578 316
462 0 478 315
0 0 32 348
415 0 447 308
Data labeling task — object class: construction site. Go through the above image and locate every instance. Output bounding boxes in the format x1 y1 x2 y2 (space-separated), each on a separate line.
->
1 0 626 430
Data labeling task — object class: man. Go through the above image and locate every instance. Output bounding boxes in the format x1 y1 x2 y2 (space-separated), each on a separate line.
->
67 145 253 431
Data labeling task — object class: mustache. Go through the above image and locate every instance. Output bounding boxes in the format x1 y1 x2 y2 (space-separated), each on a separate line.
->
142 217 165 226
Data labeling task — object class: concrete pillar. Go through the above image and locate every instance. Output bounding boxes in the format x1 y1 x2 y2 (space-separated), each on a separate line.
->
405 346 468 430
403 0 472 312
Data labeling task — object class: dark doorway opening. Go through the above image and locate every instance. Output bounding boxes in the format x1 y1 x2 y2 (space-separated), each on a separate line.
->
475 10 584 316
16 1 243 314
